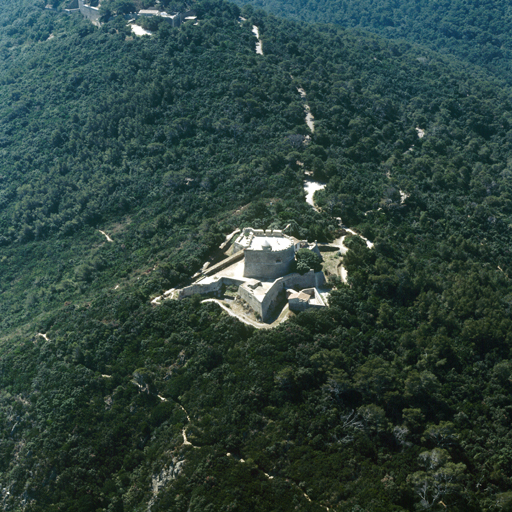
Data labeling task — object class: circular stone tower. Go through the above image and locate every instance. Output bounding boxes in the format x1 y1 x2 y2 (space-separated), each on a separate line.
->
235 228 296 280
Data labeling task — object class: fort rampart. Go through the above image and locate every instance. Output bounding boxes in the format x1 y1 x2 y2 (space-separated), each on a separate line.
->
177 276 247 300
239 270 325 321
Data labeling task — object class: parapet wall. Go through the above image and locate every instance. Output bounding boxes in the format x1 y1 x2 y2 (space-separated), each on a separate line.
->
234 227 291 252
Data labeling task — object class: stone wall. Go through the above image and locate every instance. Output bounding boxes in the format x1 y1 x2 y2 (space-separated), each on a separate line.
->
178 276 247 300
239 270 325 321
178 278 223 299
238 284 265 320
78 0 101 22
244 245 295 280
281 269 325 289
259 280 286 321
289 287 326 313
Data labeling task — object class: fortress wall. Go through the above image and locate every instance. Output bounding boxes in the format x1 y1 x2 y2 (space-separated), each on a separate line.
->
240 270 325 322
239 285 264 319
178 279 223 299
310 242 322 258
289 297 310 312
289 288 326 313
313 288 327 306
178 275 247 300
244 245 295 280
78 0 101 22
260 279 286 321
290 299 325 313
318 244 340 252
220 277 246 287
281 270 325 289
180 10 196 23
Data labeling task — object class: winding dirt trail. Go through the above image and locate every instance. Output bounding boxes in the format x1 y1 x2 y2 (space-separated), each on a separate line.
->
304 180 326 212
99 230 113 242
176 404 195 447
225 453 329 510
297 87 315 132
252 26 263 55
330 228 374 283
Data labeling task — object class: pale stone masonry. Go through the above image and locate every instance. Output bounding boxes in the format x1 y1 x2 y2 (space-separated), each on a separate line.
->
175 227 327 322
288 287 326 312
238 270 325 321
234 228 298 280
67 1 195 28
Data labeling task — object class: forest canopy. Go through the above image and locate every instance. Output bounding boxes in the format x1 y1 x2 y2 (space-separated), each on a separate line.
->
232 0 512 85
1 0 512 511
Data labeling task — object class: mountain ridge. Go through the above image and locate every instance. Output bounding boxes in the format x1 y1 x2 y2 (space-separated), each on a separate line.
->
1 1 512 510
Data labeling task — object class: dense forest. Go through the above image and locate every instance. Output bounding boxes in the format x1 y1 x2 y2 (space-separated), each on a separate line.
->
232 0 512 85
2 0 512 510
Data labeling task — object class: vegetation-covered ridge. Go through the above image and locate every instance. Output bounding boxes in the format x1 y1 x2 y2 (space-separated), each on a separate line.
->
233 0 512 85
2 0 512 511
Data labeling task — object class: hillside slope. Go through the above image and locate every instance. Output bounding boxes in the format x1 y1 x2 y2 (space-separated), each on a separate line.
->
1 1 512 511
234 0 512 84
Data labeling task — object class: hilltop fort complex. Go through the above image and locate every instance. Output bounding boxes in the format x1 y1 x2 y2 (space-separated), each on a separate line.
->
168 228 328 323
64 0 196 27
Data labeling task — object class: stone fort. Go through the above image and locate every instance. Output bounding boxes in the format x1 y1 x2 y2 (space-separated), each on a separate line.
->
174 227 326 322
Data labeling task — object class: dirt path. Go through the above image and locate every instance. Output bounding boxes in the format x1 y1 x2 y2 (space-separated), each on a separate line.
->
304 180 326 211
252 26 263 55
296 87 315 132
330 228 374 283
153 393 194 447
129 23 153 36
99 230 113 242
219 228 241 250
386 170 408 204
305 107 315 132
345 228 373 249
175 404 196 447
225 453 329 510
